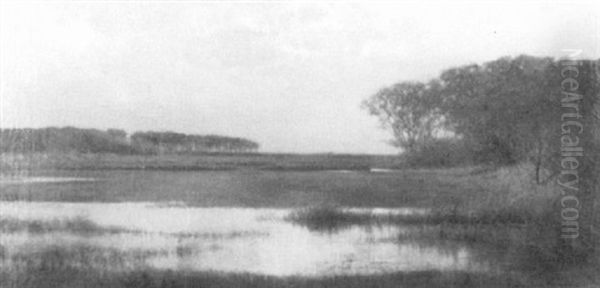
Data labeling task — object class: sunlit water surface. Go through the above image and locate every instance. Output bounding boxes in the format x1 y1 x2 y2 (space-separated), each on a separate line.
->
0 200 488 276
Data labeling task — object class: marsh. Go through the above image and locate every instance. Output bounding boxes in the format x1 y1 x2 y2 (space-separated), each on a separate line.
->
1 165 596 287
1 1 599 287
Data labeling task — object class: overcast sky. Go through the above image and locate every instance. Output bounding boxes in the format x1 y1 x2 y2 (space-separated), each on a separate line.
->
1 1 599 154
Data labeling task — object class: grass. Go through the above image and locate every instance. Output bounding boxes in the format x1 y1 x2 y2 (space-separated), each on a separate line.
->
6 244 167 273
0 152 400 172
2 239 598 288
285 205 538 271
0 166 481 207
285 204 599 285
0 269 536 288
0 217 135 235
286 205 533 231
168 230 268 239
0 155 598 287
0 243 535 288
0 217 268 240
286 206 380 231
281 162 599 284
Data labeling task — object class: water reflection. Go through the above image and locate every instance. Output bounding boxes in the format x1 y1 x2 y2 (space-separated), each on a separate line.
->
0 202 487 276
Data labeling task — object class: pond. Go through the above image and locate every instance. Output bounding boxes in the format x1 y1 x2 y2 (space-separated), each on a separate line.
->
0 200 491 276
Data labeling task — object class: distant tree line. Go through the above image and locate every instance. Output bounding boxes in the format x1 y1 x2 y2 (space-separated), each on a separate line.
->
130 131 259 154
0 127 259 154
363 55 599 183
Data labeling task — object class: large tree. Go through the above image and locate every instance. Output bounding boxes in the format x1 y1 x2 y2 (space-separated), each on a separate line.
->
438 56 559 168
362 81 444 152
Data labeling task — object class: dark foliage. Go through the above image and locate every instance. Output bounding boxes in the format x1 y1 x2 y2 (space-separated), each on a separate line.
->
0 127 260 155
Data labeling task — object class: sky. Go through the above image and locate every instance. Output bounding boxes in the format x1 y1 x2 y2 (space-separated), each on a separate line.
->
1 1 599 154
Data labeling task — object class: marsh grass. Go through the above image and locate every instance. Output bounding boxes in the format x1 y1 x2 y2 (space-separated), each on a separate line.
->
285 206 381 232
1 162 598 287
0 217 136 235
169 230 268 239
397 223 524 246
286 205 533 232
0 217 267 241
0 240 538 288
0 152 394 172
1 267 534 288
284 162 600 286
7 244 168 274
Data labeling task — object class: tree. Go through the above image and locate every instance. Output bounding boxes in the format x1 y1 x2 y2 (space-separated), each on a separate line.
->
438 55 561 181
364 55 579 184
362 81 444 152
107 129 128 142
130 131 259 154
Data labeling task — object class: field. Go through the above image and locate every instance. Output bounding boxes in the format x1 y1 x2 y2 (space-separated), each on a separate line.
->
1 153 599 288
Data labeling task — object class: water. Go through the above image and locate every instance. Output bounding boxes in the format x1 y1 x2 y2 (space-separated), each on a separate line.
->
369 168 397 173
0 176 96 184
0 200 487 276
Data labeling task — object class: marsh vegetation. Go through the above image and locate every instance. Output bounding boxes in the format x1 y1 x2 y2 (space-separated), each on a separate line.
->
0 162 598 287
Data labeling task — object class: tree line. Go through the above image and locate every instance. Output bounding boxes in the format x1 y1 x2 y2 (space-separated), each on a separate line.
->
0 127 260 154
363 55 599 183
365 54 600 263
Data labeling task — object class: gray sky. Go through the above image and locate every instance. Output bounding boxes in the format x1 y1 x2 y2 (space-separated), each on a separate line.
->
1 1 599 154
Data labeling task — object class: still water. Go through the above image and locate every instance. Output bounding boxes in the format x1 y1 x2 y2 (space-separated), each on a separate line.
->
0 200 488 276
